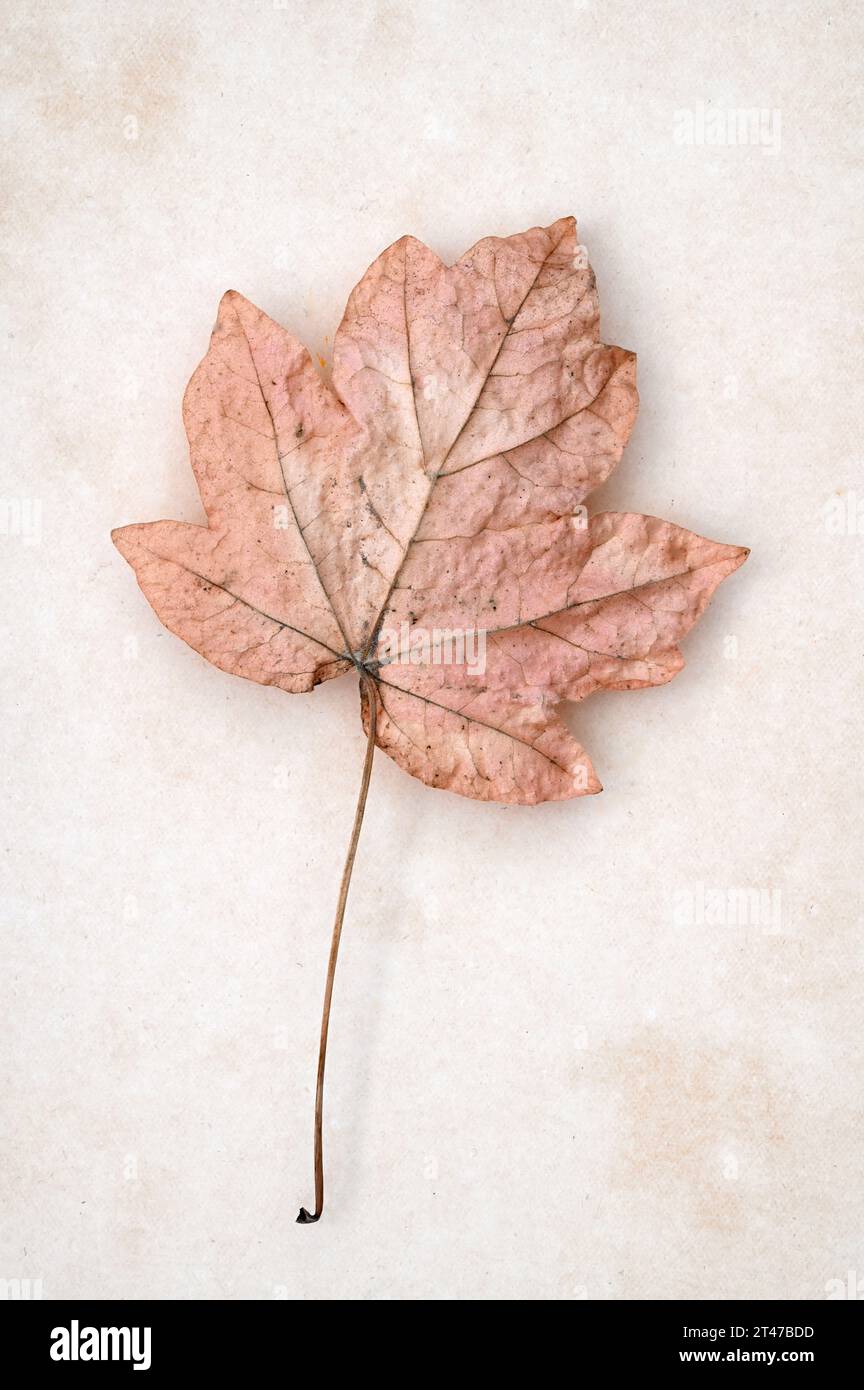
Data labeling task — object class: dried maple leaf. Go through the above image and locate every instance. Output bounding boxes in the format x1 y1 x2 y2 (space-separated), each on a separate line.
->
113 217 747 1219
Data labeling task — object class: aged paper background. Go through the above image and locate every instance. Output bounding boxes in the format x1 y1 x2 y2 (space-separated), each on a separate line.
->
2 0 861 1300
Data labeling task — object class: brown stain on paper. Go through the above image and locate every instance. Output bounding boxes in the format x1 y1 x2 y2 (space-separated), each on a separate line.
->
592 1025 790 1235
8 17 196 145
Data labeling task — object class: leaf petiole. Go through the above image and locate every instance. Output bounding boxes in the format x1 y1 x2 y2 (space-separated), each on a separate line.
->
297 671 378 1223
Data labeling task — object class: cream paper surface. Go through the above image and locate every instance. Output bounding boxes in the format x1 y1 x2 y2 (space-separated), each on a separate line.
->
1 0 861 1301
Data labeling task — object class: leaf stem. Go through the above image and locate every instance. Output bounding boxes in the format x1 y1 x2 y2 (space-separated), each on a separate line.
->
297 671 377 1224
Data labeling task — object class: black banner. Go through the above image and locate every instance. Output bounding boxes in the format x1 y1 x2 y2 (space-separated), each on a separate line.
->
3 1298 860 1373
